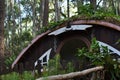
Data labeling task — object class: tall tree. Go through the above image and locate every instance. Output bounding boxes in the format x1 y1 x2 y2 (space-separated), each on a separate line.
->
32 0 37 36
118 1 120 15
40 0 44 28
0 0 5 64
54 0 60 21
43 0 49 27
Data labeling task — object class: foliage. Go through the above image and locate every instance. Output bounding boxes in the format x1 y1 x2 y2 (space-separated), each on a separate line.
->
37 7 120 35
41 38 120 79
4 30 33 67
0 71 35 80
116 39 120 47
77 38 120 80
36 19 68 34
66 62 74 73
78 4 94 15
42 54 74 77
4 54 16 68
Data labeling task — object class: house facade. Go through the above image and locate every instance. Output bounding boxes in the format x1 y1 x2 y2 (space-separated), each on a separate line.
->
12 19 120 72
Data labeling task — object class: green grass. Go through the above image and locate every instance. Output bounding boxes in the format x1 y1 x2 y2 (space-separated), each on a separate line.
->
0 71 35 80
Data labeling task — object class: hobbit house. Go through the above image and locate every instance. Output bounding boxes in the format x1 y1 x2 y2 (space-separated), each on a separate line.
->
12 17 120 72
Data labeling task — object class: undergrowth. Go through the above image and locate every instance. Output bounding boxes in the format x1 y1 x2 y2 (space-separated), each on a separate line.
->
0 71 35 80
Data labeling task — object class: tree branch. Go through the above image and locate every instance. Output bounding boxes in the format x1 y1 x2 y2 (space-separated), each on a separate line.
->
36 66 104 80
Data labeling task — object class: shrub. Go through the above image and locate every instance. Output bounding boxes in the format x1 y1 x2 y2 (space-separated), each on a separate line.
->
77 38 120 80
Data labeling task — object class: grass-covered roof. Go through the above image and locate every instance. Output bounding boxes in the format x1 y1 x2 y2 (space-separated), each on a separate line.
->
38 13 120 34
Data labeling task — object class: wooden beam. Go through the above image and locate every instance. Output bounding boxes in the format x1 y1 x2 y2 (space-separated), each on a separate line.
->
36 66 104 80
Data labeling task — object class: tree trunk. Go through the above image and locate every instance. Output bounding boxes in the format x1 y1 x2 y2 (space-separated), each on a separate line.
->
36 66 104 80
90 0 97 10
54 0 60 21
40 0 44 28
118 2 120 15
110 0 116 14
32 0 36 36
42 0 49 27
0 0 5 67
103 0 107 10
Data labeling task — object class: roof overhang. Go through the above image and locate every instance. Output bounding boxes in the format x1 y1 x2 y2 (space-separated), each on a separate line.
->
71 20 120 31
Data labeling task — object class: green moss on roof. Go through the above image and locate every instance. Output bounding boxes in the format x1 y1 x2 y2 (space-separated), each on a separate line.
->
37 13 120 34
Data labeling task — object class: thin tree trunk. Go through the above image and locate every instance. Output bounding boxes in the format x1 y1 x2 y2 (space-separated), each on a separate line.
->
42 0 49 27
115 0 118 15
36 66 104 80
0 0 5 58
0 0 5 67
10 0 16 54
103 0 107 10
90 0 97 10
55 0 60 21
110 0 116 14
32 0 36 36
18 0 22 35
117 0 120 15
5 0 9 49
40 0 44 28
